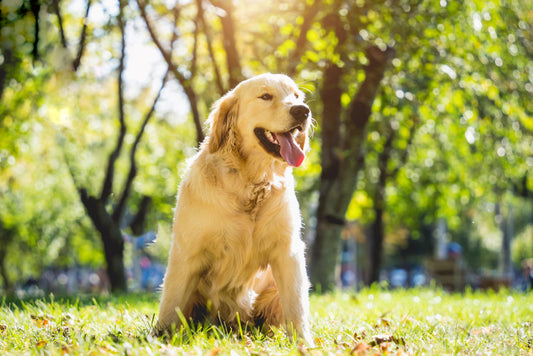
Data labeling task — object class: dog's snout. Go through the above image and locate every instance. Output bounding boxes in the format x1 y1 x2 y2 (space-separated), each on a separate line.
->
290 105 310 122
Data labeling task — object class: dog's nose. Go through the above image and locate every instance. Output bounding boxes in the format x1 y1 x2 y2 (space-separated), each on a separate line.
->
290 105 310 123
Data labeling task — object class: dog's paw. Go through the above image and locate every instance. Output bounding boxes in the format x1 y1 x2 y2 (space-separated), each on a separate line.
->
302 330 314 347
151 322 170 338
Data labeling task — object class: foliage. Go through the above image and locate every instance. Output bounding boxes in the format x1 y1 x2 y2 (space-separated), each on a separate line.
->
512 225 533 269
1 0 195 290
339 0 533 277
0 289 532 354
1 0 533 289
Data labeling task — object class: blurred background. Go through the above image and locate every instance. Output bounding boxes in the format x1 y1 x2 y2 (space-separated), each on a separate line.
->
1 0 532 297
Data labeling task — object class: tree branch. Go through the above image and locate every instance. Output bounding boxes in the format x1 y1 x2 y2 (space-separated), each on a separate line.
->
129 195 152 235
52 0 91 71
286 0 322 77
210 0 242 88
190 6 200 79
73 0 92 71
30 0 40 61
346 46 395 133
335 45 394 208
113 69 170 223
196 0 225 95
101 0 127 201
136 0 205 145
169 5 181 49
52 0 68 49
378 127 395 185
62 146 84 199
318 5 346 182
390 115 419 179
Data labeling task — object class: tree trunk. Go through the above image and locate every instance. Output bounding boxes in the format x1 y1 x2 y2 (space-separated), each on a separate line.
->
503 202 513 277
182 83 205 146
308 7 345 291
79 190 127 292
129 196 152 236
286 0 322 77
310 46 393 292
101 228 127 293
366 130 395 285
497 201 513 278
0 48 16 100
0 221 14 294
211 0 242 88
0 249 13 294
367 196 385 285
311 193 350 291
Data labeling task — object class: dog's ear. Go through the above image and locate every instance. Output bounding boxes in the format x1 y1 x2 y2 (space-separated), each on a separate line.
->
207 91 238 153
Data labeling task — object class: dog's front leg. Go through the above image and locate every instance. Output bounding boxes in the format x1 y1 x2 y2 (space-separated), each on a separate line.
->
155 250 200 335
271 239 313 345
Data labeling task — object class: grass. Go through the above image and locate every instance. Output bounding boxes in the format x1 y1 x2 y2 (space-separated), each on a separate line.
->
1 288 532 355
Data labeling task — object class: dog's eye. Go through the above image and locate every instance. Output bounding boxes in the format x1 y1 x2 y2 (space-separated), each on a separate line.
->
259 93 273 101
294 92 299 99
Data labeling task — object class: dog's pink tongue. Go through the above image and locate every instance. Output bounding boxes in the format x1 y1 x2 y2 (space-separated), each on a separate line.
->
275 132 305 167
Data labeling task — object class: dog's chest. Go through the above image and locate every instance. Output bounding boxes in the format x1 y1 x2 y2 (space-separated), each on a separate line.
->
243 182 272 214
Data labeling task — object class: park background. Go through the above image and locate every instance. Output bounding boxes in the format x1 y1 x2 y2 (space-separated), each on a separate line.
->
1 0 533 297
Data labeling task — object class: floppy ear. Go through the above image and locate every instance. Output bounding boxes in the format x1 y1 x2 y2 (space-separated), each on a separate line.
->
207 90 238 153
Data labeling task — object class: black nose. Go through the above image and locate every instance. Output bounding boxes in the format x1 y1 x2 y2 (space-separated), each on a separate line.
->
290 105 310 123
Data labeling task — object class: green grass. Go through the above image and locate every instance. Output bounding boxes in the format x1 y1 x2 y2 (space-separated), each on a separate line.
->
1 288 532 355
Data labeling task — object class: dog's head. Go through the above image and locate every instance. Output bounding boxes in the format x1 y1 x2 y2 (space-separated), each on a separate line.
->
207 73 312 167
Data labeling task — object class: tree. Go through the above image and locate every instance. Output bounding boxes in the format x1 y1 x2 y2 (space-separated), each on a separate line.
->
311 46 393 290
306 0 395 290
45 0 175 292
364 114 417 284
1 0 51 292
360 0 533 282
65 1 170 291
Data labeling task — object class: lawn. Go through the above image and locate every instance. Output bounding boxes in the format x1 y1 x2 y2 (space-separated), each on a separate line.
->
1 288 532 355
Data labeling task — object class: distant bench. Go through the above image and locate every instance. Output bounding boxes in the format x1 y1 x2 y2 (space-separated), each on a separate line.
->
424 258 467 291
479 275 512 291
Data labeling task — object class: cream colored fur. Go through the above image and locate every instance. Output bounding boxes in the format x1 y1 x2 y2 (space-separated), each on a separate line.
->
156 73 313 344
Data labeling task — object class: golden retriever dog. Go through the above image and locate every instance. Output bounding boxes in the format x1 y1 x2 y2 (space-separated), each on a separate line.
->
155 73 313 343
